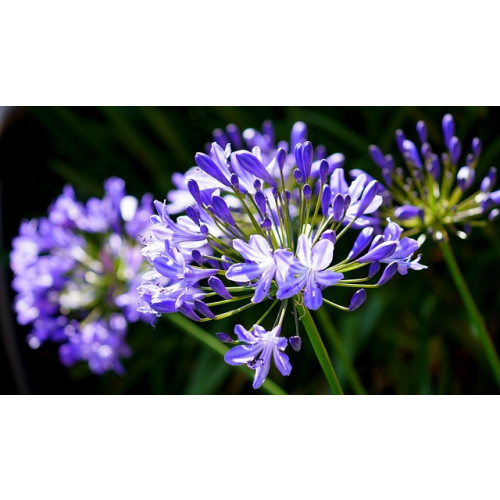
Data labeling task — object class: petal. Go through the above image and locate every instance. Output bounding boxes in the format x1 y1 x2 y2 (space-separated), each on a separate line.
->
296 234 312 267
311 239 334 271
224 343 263 366
273 348 292 377
226 262 264 282
314 270 344 288
303 277 323 310
234 324 257 343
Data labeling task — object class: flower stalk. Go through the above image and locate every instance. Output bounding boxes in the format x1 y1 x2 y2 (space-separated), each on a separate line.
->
440 241 500 387
295 300 344 395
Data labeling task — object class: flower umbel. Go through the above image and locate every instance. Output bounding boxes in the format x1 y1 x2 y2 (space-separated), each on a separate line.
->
10 178 154 374
368 113 500 242
139 121 426 390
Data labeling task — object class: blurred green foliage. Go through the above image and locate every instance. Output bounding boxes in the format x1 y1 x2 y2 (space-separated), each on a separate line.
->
1 106 499 394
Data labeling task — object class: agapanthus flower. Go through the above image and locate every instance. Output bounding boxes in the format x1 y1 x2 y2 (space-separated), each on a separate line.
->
139 121 426 389
10 177 154 374
368 113 500 242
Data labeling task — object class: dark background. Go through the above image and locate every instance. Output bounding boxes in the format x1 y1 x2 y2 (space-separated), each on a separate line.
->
1 106 499 394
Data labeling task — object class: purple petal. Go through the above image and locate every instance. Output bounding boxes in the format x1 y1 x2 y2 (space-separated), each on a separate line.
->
232 151 277 187
195 152 231 187
311 239 334 270
208 276 232 300
348 227 374 260
377 262 399 286
394 205 424 221
273 349 292 377
224 344 262 366
226 262 264 282
357 241 398 263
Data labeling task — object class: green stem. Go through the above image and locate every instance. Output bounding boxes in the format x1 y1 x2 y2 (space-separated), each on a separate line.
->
314 307 367 395
295 301 344 395
441 241 500 387
165 313 287 395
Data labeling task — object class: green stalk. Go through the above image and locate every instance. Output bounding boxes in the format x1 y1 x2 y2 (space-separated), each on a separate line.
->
440 241 500 387
314 307 367 395
295 301 344 395
165 313 287 395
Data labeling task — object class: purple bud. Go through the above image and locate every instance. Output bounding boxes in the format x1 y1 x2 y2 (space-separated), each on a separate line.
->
356 180 379 217
303 183 312 201
321 185 332 216
294 168 304 184
369 145 388 169
421 142 432 161
290 121 308 149
195 152 231 187
194 299 215 319
294 143 304 176
191 249 202 266
315 144 327 161
442 114 455 148
416 120 428 143
289 336 302 352
255 190 267 215
382 168 393 186
226 124 242 149
230 173 240 191
185 206 200 225
429 154 441 180
490 189 500 205
343 195 352 209
212 195 235 225
489 208 500 221
187 179 202 204
319 159 329 184
200 224 209 235
395 129 406 154
302 141 313 179
262 120 275 143
449 136 461 165
253 179 262 191
332 193 345 222
233 151 277 187
276 148 287 170
480 167 497 192
403 139 422 168
368 262 380 278
321 230 337 244
260 217 272 230
377 261 399 286
216 332 234 344
457 166 475 191
213 128 227 148
208 276 232 300
327 153 345 171
472 137 482 158
394 205 424 221
348 289 366 312
357 240 398 263
348 227 374 260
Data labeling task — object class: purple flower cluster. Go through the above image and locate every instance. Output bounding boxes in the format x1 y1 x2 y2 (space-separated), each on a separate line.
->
10 178 153 374
139 121 426 389
369 113 500 242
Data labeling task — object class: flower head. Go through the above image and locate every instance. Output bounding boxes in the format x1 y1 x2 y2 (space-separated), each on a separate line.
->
139 120 425 389
368 113 500 242
10 177 154 374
